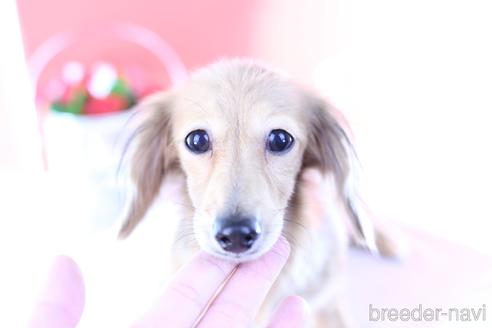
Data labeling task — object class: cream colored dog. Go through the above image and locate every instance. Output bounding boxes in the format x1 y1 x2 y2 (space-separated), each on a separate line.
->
119 59 397 327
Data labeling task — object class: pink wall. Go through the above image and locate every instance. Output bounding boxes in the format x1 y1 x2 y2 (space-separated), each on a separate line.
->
17 0 337 89
17 0 263 89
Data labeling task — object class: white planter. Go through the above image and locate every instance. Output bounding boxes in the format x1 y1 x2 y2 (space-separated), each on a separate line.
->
44 110 133 178
43 110 135 228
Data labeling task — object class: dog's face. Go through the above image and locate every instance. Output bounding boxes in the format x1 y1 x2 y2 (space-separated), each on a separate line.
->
172 69 308 260
120 60 357 262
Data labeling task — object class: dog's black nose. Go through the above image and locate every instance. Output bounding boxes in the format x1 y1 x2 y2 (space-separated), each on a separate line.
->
214 217 260 254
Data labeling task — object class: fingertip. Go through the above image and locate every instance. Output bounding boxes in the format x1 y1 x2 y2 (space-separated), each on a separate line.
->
282 295 311 317
51 255 83 279
300 167 324 185
48 255 85 303
29 255 85 328
268 295 311 328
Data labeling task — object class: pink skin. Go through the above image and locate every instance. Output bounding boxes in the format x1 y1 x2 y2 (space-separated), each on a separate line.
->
30 239 310 327
29 256 85 328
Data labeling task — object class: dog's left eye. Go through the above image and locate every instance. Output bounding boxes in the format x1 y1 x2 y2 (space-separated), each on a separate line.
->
267 129 294 153
185 129 210 154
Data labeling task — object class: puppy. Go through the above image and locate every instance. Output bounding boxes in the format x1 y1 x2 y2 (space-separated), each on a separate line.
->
119 59 397 327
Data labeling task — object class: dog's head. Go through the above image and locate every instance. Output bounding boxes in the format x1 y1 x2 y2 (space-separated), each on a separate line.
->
119 60 361 261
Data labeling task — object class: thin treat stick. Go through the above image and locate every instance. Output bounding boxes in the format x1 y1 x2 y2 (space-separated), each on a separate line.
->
191 265 239 328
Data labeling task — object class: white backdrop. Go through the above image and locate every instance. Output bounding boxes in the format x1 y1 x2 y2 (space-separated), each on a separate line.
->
313 0 492 255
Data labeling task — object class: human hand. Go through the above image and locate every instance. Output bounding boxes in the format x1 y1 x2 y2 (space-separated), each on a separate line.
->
30 238 310 327
29 255 85 328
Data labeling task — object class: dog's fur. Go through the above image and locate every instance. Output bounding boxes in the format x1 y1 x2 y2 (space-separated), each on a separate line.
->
119 59 398 326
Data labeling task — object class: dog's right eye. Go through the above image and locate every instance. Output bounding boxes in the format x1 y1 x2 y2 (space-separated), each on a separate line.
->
185 130 210 154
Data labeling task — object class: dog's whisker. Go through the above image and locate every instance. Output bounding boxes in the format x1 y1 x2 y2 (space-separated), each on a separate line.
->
174 231 195 243
173 233 199 250
283 218 310 233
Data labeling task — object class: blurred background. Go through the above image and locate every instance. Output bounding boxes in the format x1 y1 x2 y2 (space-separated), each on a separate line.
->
1 0 491 326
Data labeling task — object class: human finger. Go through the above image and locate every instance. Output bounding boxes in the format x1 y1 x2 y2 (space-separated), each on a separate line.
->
197 238 290 327
29 255 85 328
267 295 310 328
135 251 236 327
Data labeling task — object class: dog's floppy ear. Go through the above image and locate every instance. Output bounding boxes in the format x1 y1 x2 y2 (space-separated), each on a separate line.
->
119 91 178 238
302 94 378 253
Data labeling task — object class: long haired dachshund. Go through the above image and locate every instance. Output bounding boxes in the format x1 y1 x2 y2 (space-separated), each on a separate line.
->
119 59 399 327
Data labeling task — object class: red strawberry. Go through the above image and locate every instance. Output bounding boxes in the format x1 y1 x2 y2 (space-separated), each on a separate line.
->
84 95 128 115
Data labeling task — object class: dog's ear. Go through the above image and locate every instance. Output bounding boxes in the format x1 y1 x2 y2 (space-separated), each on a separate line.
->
119 91 178 238
302 94 378 253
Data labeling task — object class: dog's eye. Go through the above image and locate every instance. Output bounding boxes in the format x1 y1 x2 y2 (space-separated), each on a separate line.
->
267 129 294 153
185 130 210 154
